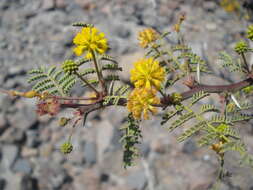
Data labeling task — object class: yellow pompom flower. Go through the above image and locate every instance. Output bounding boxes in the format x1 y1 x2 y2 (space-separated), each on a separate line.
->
127 88 160 120
138 28 159 48
130 57 165 90
73 26 108 59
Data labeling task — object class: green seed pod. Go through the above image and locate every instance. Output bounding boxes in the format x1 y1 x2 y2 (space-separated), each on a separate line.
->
58 117 70 127
60 142 73 154
62 60 78 75
234 40 248 54
171 92 182 104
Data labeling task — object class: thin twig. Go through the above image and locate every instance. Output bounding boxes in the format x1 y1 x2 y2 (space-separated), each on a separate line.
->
74 71 100 95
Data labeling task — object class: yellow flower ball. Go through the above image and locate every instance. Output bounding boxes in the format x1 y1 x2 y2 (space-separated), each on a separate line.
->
127 88 160 120
73 26 108 59
130 57 165 90
138 28 159 48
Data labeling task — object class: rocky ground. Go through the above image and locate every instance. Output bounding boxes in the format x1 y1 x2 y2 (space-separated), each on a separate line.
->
0 0 253 190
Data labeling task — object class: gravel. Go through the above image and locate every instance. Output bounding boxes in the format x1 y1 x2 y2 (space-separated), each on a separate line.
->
0 0 252 189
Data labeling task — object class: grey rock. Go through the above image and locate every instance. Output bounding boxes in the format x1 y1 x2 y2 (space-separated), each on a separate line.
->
126 170 147 190
114 24 131 39
41 0 55 11
8 66 26 77
0 0 10 10
8 106 37 130
138 142 150 158
0 145 19 170
4 174 38 190
25 130 40 148
0 178 6 190
155 184 170 190
0 113 8 135
96 120 115 162
110 127 122 151
34 161 71 189
12 159 32 174
84 141 97 166
19 175 38 190
99 173 109 183
182 139 197 154
0 96 13 113
203 1 217 12
216 9 232 20
0 127 25 144
142 13 158 27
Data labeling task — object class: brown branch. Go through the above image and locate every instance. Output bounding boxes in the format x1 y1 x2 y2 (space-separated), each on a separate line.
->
57 77 253 109
49 95 98 101
181 78 253 100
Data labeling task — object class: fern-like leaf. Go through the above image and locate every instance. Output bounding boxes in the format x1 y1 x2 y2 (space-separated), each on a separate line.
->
101 54 118 64
161 107 183 125
218 52 244 73
200 104 219 114
79 68 96 76
103 84 129 106
177 121 206 142
191 91 209 105
102 64 122 71
198 132 218 146
209 115 228 124
76 57 92 66
28 66 76 96
72 22 94 28
168 112 195 131
120 114 142 168
230 114 252 123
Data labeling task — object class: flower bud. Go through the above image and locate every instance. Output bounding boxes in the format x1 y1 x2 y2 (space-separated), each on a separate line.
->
60 142 73 154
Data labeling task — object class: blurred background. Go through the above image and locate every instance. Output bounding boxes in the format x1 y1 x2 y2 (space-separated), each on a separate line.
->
0 0 253 189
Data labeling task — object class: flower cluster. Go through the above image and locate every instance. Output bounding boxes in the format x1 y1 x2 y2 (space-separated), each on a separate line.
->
130 57 165 90
127 56 165 120
62 60 78 75
36 98 60 116
60 142 73 154
138 28 159 48
247 25 253 41
234 40 248 54
220 0 240 13
73 26 108 59
127 88 160 120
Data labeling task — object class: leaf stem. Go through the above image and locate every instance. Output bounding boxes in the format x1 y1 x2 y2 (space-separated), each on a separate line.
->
241 53 250 73
152 46 175 72
74 71 99 95
91 50 107 93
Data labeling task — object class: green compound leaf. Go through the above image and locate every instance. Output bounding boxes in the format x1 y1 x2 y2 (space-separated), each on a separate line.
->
200 104 220 114
103 84 129 106
79 68 96 76
191 91 209 105
168 112 195 131
198 132 218 147
120 113 142 168
101 54 118 64
209 115 228 124
28 66 76 96
230 113 252 123
72 22 94 28
161 108 182 125
218 52 245 73
177 121 206 142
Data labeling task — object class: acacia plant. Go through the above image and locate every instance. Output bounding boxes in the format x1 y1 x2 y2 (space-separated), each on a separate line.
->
1 15 253 183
